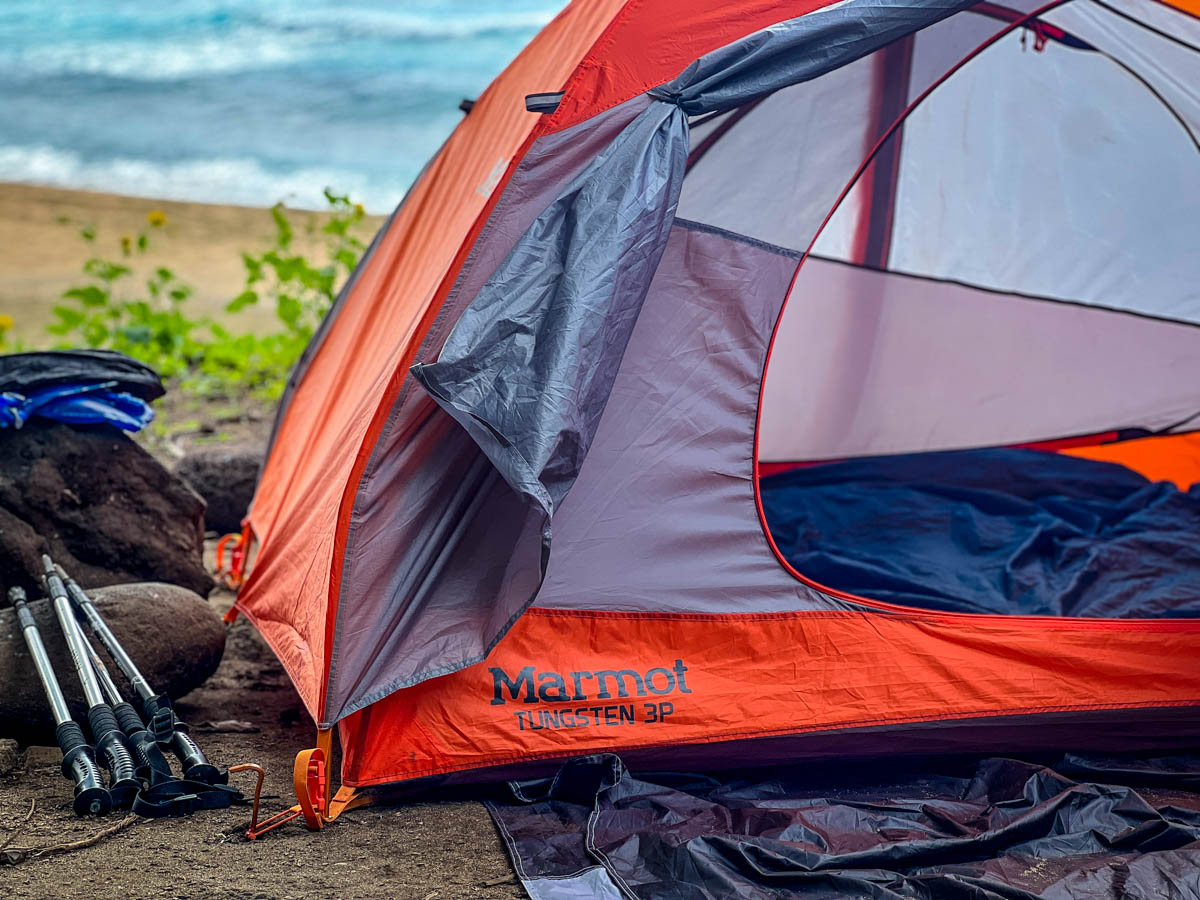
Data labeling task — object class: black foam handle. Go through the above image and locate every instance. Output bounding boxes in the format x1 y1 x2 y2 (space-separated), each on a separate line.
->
112 701 143 737
88 704 141 807
170 725 226 785
55 721 112 817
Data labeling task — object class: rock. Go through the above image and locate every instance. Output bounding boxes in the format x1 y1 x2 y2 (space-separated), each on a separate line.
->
20 745 59 771
0 421 212 598
0 582 225 741
0 737 17 774
175 444 263 535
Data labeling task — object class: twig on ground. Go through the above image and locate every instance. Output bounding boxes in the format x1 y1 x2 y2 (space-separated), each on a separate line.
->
0 799 36 852
1 814 138 865
482 873 517 887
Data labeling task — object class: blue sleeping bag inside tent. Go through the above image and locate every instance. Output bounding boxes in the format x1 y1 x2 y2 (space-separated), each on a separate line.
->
759 448 1200 619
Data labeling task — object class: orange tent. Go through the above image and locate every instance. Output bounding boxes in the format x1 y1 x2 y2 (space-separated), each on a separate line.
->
230 0 1200 817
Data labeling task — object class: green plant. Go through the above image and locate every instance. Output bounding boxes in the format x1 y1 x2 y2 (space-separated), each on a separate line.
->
0 313 14 352
229 190 366 340
47 193 368 403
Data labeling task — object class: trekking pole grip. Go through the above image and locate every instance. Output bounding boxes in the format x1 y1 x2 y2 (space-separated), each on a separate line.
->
56 720 112 817
88 704 141 806
171 725 225 785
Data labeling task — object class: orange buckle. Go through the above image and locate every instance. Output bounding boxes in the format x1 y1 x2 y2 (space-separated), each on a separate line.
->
215 524 252 592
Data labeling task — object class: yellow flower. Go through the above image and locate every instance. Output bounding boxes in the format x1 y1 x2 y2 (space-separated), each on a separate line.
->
353 203 365 216
120 235 132 256
0 314 13 334
147 210 167 227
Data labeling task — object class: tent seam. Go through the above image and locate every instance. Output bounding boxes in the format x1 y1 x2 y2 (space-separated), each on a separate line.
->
521 606 1200 631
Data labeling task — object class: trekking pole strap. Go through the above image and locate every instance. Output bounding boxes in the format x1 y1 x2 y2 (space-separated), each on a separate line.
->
131 780 244 819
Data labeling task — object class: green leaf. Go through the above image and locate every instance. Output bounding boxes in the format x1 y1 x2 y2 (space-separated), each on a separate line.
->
62 285 109 307
226 290 258 313
276 294 302 328
322 217 350 237
52 305 86 327
271 204 294 248
83 259 132 282
121 324 153 344
241 252 264 285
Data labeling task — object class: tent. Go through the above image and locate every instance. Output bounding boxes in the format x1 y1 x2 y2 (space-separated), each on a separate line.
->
229 0 1200 815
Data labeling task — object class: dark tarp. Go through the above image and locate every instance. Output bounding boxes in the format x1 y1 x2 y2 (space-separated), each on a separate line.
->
0 349 164 401
760 448 1200 618
488 751 1200 899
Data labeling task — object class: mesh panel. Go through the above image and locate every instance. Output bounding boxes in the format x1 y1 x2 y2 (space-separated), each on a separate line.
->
673 2 1199 460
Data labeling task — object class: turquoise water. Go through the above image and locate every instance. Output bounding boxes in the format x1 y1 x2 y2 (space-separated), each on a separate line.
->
0 1 562 211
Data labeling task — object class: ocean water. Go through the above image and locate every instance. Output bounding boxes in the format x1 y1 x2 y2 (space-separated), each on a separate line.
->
0 1 563 212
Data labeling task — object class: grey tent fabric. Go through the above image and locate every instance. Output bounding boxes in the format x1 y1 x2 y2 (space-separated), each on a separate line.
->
535 222 841 615
649 0 974 114
411 99 688 524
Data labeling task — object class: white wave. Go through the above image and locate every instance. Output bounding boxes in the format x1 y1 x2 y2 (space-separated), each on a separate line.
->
7 28 311 80
3 8 558 81
255 7 558 41
0 144 407 213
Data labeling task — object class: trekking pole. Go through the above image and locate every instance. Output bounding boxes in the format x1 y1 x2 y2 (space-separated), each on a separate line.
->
78 627 174 786
76 627 246 819
9 587 112 817
53 561 225 785
41 557 141 808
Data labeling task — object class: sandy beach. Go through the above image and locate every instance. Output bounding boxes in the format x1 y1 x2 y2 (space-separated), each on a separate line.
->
0 182 385 343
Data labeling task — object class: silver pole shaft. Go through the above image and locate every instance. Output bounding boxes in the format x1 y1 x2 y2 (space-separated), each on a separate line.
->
81 631 124 706
58 565 153 703
14 601 73 726
43 557 106 709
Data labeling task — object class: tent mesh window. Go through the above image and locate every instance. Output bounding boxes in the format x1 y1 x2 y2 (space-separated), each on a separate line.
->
673 2 1200 618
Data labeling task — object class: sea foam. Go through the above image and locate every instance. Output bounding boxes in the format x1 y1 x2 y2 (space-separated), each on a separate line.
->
0 144 408 213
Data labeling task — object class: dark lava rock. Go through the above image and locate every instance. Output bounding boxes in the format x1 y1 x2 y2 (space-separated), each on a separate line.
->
0 737 17 774
0 582 225 741
175 444 263 535
0 421 212 599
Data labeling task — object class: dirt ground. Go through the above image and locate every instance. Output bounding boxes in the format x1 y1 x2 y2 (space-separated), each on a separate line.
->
0 584 523 900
